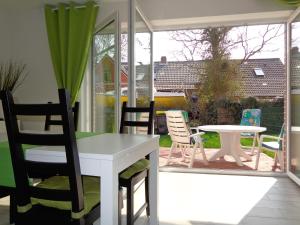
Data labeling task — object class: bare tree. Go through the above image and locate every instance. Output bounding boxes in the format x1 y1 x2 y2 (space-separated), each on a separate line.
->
236 25 283 64
94 33 115 63
169 24 283 64
170 30 205 61
94 33 129 63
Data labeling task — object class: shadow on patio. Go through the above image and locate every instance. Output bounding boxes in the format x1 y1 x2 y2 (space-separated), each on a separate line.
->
159 147 281 172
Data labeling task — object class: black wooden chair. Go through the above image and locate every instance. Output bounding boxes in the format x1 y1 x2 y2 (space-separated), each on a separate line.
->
44 101 79 131
1 89 100 225
118 101 154 225
0 100 80 224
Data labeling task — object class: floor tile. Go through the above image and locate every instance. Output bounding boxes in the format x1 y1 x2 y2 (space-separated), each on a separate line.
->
1 173 300 225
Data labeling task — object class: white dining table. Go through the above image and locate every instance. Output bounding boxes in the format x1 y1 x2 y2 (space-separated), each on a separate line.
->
198 125 266 166
25 133 160 225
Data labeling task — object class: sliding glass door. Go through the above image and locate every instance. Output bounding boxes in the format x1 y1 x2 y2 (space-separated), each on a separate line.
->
128 1 153 108
288 8 300 185
92 13 120 133
135 7 153 107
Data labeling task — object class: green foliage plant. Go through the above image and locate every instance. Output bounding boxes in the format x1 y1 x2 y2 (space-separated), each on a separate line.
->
279 0 300 6
0 61 27 92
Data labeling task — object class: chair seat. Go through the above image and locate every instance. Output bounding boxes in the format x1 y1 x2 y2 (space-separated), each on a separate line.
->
31 176 100 217
120 159 150 180
262 141 280 151
241 132 255 137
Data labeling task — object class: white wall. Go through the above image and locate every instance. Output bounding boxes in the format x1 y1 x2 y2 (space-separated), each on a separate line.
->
11 7 57 104
0 8 13 61
0 6 57 129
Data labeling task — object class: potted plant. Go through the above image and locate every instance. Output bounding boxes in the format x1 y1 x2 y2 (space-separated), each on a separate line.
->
0 61 27 92
0 61 27 118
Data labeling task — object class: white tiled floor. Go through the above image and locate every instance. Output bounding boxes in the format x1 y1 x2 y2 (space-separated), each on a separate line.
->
1 172 300 225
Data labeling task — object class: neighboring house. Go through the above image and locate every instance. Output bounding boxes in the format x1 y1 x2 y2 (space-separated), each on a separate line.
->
95 54 128 93
239 58 285 99
154 57 285 100
291 48 300 91
96 55 286 100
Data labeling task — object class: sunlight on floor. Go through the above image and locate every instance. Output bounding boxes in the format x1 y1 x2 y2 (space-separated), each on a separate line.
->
158 172 277 225
1 172 297 225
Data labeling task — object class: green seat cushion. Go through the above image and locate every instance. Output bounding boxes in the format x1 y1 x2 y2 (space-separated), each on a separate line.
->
31 175 100 217
120 159 150 180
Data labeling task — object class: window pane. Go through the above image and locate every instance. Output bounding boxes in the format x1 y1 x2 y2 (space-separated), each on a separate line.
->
93 20 116 133
290 14 300 177
136 10 151 107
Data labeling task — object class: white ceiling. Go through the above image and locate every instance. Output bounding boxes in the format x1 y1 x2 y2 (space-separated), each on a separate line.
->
0 0 297 30
136 0 297 30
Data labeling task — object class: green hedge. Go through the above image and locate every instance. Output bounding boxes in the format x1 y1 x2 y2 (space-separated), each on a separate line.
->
259 104 284 134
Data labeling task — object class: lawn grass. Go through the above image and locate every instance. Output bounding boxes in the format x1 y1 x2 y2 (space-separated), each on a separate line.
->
159 132 275 158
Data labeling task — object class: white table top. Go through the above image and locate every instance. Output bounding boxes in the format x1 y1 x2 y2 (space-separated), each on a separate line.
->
27 133 160 161
198 125 266 133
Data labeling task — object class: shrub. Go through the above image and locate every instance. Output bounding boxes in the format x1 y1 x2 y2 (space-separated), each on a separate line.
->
241 97 258 109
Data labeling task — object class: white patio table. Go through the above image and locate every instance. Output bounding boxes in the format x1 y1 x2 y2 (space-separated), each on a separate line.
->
25 133 160 225
198 125 266 166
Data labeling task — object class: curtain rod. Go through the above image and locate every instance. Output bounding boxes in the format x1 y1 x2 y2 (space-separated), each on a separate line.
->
51 4 99 11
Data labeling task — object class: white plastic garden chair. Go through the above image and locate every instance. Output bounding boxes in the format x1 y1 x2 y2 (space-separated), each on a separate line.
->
165 110 208 168
255 124 285 170
240 108 262 155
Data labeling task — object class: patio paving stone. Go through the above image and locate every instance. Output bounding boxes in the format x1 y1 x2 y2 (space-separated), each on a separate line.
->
159 147 281 172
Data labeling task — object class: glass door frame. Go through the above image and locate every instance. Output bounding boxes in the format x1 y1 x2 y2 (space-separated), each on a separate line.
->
136 3 154 102
287 6 300 185
128 0 154 108
92 12 121 132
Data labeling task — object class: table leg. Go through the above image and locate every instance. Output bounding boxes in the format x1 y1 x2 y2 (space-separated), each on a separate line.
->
99 160 119 225
238 149 252 161
209 132 252 166
149 148 159 225
209 148 227 162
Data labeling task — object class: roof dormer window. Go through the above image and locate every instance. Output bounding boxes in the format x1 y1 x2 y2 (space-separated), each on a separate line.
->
254 68 264 76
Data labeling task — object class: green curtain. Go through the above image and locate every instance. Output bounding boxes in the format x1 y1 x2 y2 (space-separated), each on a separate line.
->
45 2 98 105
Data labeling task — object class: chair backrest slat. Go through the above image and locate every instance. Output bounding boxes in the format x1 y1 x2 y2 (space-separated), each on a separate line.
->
166 111 190 144
17 133 65 146
44 101 79 131
0 89 84 214
278 123 285 150
122 121 150 128
119 101 154 135
25 161 69 178
14 104 62 115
